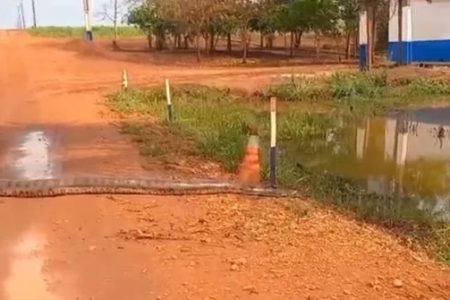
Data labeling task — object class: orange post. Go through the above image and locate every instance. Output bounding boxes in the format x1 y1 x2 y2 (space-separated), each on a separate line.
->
238 135 261 185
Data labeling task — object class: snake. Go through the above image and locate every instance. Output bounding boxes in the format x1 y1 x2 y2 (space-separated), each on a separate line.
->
0 177 302 198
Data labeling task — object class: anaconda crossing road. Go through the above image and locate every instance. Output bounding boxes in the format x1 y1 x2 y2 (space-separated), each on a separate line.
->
0 31 449 300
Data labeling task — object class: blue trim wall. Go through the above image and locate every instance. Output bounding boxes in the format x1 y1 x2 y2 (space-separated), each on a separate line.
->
359 44 367 68
388 39 450 63
360 39 450 66
387 42 413 64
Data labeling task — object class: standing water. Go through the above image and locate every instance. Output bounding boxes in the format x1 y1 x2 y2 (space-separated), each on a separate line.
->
286 106 450 221
10 131 55 180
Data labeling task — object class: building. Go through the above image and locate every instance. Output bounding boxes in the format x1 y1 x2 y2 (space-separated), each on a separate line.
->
359 0 450 66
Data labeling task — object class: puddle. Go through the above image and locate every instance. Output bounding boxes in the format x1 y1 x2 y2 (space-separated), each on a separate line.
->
2 229 57 300
285 106 450 221
9 131 55 180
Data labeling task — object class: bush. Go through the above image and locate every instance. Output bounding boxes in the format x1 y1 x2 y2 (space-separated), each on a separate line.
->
407 78 450 96
328 71 388 100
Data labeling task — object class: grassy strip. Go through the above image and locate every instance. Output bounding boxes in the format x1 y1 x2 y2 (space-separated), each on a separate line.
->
27 26 143 38
268 71 450 113
108 77 450 262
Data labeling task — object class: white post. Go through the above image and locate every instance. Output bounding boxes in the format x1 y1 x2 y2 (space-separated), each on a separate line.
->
165 79 173 122
269 97 277 188
83 0 93 41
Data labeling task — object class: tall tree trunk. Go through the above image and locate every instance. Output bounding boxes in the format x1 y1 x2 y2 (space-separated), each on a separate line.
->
177 34 182 49
290 31 294 58
227 33 232 53
113 0 118 43
196 34 201 62
260 33 264 49
398 0 404 65
366 4 374 71
267 34 274 49
242 28 248 64
315 33 321 59
345 30 352 59
173 35 178 50
204 34 209 54
210 31 215 52
372 7 378 64
284 33 288 52
295 30 303 48
147 34 153 49
184 35 189 49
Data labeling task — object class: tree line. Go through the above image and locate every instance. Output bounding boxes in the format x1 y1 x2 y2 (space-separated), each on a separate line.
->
125 0 396 69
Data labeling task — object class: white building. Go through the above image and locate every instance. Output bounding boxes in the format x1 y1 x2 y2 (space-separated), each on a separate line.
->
359 0 450 65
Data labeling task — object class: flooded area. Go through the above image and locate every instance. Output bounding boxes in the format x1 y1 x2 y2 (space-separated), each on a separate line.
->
290 106 450 221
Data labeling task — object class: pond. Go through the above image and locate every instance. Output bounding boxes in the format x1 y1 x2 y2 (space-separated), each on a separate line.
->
283 106 450 222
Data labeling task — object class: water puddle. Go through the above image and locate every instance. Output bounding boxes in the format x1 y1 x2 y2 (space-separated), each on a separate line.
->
288 106 450 221
7 130 55 180
2 229 58 300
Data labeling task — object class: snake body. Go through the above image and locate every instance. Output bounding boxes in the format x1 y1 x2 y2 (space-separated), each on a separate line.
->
0 177 301 198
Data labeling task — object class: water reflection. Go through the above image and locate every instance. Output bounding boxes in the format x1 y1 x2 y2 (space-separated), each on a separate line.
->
2 130 57 180
296 107 450 221
13 131 54 180
2 228 57 300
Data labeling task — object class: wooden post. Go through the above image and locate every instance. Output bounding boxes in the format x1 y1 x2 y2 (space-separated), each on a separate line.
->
165 79 173 122
270 97 277 188
122 69 128 90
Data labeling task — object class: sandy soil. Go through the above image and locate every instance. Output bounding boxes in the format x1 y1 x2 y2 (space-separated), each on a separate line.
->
0 31 449 300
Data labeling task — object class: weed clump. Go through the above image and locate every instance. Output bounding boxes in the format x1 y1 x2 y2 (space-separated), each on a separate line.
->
328 71 388 100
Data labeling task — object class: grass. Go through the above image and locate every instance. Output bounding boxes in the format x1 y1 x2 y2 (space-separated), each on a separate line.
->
110 85 262 171
27 26 144 38
268 71 450 113
108 77 450 263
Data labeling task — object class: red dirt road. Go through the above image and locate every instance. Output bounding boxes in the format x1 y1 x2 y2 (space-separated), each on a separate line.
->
0 32 449 300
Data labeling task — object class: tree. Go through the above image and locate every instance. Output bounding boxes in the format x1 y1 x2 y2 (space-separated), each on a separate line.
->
221 14 239 53
249 1 278 49
128 3 161 49
361 0 380 70
339 0 359 59
227 0 261 63
277 0 307 57
98 0 126 45
307 0 340 59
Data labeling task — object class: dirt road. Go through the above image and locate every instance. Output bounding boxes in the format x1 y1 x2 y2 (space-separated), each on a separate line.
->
0 31 449 300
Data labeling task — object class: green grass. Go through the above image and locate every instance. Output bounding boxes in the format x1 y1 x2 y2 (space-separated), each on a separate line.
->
108 80 450 263
268 71 450 113
27 26 144 38
111 85 262 171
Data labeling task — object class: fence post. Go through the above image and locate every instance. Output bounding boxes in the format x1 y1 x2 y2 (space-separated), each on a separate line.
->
165 79 173 122
122 69 128 90
270 96 277 188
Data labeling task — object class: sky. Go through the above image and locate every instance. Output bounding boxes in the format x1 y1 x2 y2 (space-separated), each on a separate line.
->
0 0 121 28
